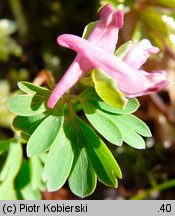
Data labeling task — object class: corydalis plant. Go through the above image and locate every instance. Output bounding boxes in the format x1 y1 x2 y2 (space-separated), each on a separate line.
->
7 4 169 198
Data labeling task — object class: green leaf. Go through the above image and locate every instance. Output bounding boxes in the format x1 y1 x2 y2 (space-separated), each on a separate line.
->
82 21 97 39
0 141 22 181
89 98 139 114
82 102 122 146
15 160 41 200
7 94 47 116
79 88 139 114
27 105 64 156
70 116 122 187
0 180 17 200
43 128 74 191
115 40 133 59
18 81 50 96
112 114 151 149
65 122 96 197
92 69 128 109
13 113 47 138
0 139 11 155
30 156 45 191
78 87 101 101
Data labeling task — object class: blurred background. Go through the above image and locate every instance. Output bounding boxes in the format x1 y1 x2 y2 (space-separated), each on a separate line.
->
0 0 175 199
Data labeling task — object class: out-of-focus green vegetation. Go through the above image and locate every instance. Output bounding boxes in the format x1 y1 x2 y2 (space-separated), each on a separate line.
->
0 0 175 199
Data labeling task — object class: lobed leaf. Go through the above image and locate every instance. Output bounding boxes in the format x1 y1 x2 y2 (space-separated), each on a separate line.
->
30 156 45 191
0 141 22 181
18 81 50 96
7 94 47 116
15 160 41 200
43 128 74 192
108 114 151 149
79 87 139 114
27 105 64 156
92 69 128 109
82 102 122 146
65 121 96 197
0 180 17 200
13 113 47 139
71 116 122 187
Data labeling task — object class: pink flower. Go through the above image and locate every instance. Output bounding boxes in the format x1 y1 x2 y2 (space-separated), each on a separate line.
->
47 4 124 108
47 4 169 108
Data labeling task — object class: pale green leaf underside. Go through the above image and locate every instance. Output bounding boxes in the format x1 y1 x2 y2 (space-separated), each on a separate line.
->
74 117 122 187
30 156 45 191
66 122 96 197
27 107 63 156
43 128 74 191
92 69 128 109
82 102 123 146
7 94 47 116
106 113 151 149
0 142 22 181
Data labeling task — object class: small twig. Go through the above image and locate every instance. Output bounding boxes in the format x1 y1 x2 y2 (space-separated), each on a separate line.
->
131 178 175 200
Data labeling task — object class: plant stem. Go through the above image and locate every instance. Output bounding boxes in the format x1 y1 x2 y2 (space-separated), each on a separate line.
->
131 179 175 200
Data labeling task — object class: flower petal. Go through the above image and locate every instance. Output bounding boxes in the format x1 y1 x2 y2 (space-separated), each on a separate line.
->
88 4 124 53
123 39 159 70
57 34 169 97
47 56 92 108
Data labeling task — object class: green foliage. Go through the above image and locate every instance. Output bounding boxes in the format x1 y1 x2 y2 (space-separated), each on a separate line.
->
0 0 174 201
5 80 152 198
0 138 45 200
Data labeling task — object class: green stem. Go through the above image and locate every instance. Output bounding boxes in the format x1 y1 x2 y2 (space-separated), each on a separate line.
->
8 0 28 37
131 179 175 200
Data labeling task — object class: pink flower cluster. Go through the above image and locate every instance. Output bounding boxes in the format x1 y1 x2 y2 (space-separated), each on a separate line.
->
48 4 169 108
